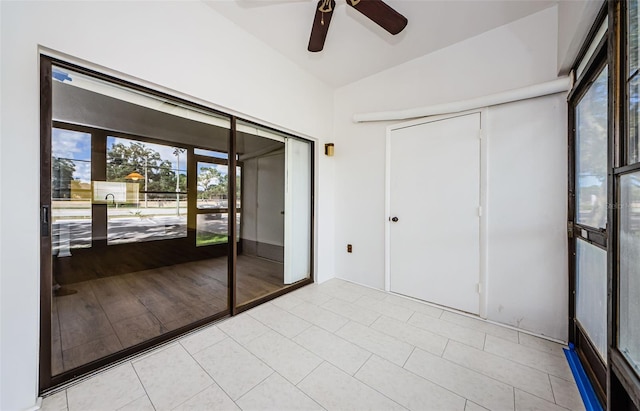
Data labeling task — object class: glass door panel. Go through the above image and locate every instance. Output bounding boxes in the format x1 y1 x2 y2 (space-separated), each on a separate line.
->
284 138 312 284
576 239 608 362
569 59 609 398
576 66 608 230
236 121 286 306
49 65 231 377
235 121 313 307
619 171 640 375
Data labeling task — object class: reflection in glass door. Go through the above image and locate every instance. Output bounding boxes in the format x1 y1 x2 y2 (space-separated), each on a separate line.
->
41 59 314 391
235 121 312 308
47 65 231 380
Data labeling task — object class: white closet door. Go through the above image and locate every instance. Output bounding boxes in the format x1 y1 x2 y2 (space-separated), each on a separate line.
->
389 113 481 314
284 138 311 284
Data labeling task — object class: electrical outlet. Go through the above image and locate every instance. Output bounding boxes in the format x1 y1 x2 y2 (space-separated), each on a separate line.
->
347 244 352 253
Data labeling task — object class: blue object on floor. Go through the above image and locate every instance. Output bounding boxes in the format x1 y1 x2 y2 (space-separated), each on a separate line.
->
564 343 604 411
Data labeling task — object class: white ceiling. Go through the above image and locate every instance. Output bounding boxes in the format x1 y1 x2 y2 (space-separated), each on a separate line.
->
204 0 559 88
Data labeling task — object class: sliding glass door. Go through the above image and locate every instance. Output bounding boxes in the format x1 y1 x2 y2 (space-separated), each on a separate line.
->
234 121 312 308
40 59 314 391
46 65 233 381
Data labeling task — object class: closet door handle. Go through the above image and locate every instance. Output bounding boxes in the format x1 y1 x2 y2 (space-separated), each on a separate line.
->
391 216 399 222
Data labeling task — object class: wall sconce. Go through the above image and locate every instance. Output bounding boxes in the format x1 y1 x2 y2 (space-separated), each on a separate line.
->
325 143 335 157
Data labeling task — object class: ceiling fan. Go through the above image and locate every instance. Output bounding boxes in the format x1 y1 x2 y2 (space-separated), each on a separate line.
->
308 0 407 52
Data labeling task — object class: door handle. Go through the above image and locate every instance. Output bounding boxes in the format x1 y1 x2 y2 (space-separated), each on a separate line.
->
41 205 50 237
390 216 399 222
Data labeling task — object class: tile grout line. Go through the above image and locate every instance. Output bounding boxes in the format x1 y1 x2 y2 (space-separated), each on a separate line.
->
355 352 470 411
352 352 374 377
130 361 159 411
397 347 475 406
441 339 451 358
406 316 485 351
548 373 558 404
182 329 261 406
422 347 535 398
348 356 411 411
248 304 314 340
233 368 276 406
442 343 565 405
402 346 417 367
167 382 214 411
288 371 329 411
483 336 575 380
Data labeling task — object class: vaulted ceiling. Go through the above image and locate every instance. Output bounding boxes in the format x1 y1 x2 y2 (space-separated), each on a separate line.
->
204 0 560 87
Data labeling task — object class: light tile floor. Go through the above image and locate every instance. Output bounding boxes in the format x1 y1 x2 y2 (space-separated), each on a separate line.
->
40 279 586 411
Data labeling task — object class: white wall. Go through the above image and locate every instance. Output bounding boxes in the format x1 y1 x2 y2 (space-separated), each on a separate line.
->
485 94 568 340
333 6 559 287
0 2 334 410
557 0 605 75
241 153 286 248
333 7 568 339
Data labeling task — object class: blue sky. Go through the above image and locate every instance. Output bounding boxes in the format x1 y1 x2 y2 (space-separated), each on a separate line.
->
52 128 92 183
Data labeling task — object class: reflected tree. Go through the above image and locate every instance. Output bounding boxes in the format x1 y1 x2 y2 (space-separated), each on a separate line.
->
107 142 186 192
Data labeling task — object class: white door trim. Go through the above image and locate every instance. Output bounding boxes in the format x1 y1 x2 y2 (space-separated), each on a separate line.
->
385 109 489 319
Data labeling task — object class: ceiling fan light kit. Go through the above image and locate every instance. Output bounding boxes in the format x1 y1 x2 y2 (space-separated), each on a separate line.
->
307 0 408 52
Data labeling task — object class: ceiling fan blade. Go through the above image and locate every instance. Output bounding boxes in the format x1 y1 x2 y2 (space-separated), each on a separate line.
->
308 0 336 52
347 0 407 35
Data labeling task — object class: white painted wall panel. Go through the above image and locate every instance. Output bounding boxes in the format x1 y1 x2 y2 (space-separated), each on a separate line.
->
485 93 568 340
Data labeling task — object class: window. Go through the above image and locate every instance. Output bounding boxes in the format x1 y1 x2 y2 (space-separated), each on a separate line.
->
619 172 640 375
51 127 92 253
620 0 640 379
195 150 241 246
576 66 608 230
106 136 188 244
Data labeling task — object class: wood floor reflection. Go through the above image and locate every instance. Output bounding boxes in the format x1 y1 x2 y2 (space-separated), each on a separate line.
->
52 255 285 375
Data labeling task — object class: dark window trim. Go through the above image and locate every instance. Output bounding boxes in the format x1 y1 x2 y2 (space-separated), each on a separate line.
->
39 56 54 393
610 0 640 407
569 1 609 99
